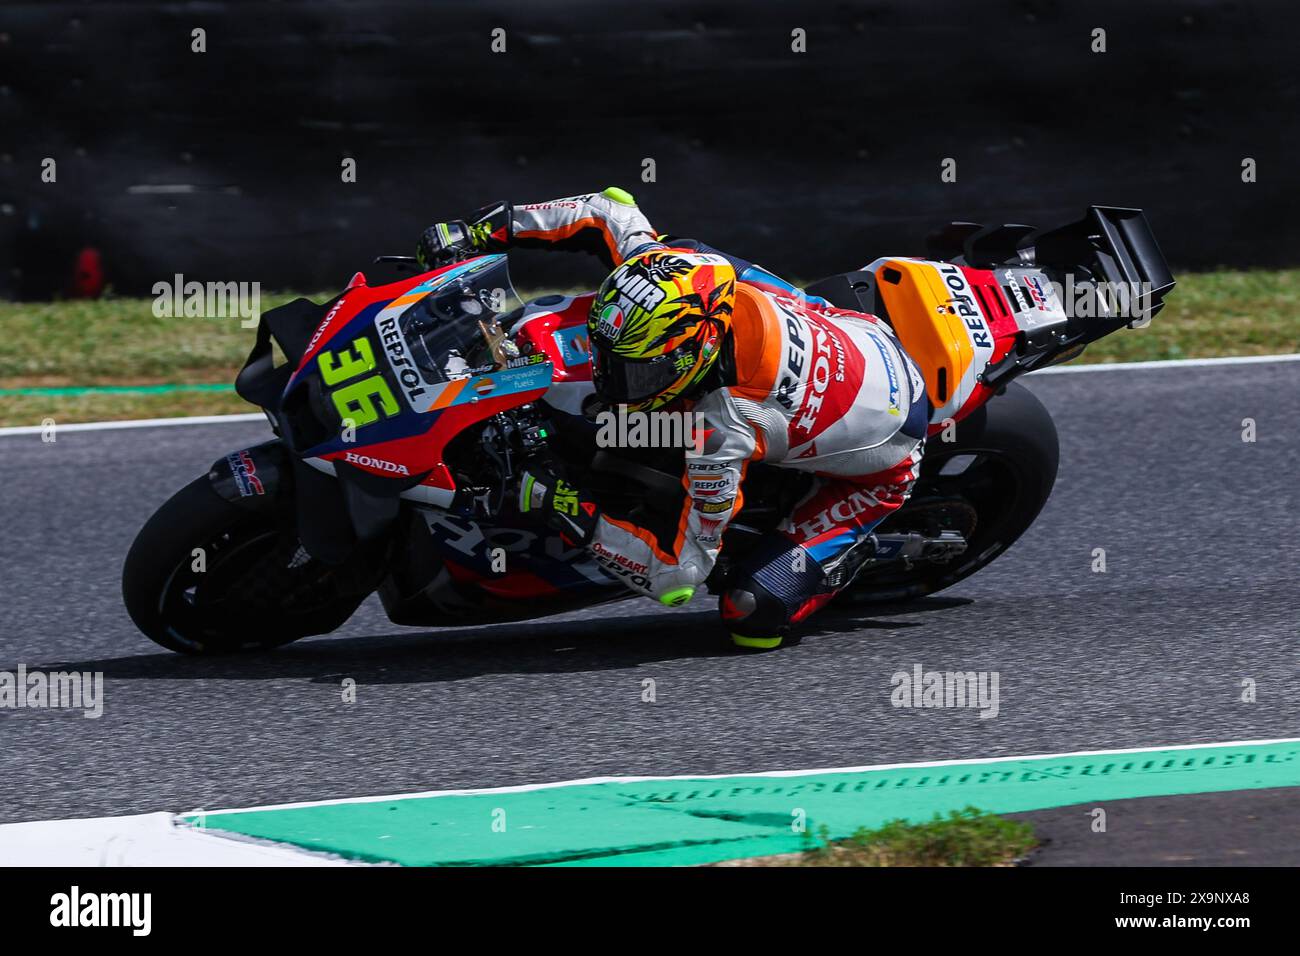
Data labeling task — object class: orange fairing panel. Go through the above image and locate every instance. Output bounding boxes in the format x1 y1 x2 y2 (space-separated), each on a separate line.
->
873 259 974 409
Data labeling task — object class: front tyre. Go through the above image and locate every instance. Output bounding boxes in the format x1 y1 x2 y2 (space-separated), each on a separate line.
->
122 477 374 654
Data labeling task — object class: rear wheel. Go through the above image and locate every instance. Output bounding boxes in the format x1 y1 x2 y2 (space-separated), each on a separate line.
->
840 381 1059 603
122 477 378 654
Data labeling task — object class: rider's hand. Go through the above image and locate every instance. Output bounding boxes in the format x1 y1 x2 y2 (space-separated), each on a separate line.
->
516 465 599 546
416 220 478 268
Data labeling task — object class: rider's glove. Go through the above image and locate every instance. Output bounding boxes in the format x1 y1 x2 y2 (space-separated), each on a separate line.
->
517 466 599 546
416 220 480 268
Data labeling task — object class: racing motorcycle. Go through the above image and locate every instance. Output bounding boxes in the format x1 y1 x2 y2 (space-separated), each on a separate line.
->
122 206 1174 653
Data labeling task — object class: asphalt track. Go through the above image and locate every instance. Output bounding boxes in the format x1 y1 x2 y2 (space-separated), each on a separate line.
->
1015 787 1300 866
1 361 1297 828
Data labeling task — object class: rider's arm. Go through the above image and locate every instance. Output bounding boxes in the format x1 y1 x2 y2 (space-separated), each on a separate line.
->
468 187 660 268
586 389 758 606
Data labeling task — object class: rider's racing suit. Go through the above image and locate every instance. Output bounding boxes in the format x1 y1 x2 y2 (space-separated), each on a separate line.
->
466 189 929 643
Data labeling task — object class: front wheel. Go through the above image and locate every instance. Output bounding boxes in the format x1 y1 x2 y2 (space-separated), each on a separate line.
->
841 381 1060 603
122 476 378 654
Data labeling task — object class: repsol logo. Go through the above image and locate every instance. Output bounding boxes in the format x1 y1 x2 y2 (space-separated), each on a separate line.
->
591 544 653 591
376 315 429 405
690 477 731 493
774 303 808 411
937 264 991 349
345 452 410 475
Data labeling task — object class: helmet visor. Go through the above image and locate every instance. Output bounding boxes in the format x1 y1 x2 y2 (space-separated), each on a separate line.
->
591 343 694 405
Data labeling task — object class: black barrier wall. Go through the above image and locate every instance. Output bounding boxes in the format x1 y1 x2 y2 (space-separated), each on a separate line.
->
1 0 1297 298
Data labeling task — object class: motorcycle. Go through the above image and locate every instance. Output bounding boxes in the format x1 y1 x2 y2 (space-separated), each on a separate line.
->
122 205 1174 653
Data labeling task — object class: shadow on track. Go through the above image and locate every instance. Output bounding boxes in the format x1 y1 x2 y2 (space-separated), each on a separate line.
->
26 597 973 686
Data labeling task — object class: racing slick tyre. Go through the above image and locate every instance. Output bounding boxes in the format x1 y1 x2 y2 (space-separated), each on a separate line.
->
122 476 373 654
839 381 1059 604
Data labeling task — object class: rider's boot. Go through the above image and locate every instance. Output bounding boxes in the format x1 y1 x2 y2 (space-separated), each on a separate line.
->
719 533 878 650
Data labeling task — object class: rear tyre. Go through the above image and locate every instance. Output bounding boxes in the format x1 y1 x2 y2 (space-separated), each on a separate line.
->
840 381 1059 603
122 477 374 654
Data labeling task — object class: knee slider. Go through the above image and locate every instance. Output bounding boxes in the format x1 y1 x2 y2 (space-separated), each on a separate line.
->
720 580 794 638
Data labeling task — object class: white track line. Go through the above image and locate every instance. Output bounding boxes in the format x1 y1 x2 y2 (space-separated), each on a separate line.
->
1 353 1296 438
188 736 1300 816
0 812 353 866
1033 352 1300 374
0 412 265 437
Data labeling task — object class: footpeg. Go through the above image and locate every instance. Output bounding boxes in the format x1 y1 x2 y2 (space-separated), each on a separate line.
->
871 531 968 568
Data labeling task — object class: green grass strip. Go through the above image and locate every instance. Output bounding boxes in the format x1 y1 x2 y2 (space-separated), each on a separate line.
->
182 740 1300 867
0 383 233 397
770 807 1038 867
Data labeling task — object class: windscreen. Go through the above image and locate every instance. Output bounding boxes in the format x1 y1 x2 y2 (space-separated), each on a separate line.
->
398 257 524 383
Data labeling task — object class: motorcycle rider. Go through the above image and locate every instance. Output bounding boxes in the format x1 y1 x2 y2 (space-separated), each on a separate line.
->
417 188 929 649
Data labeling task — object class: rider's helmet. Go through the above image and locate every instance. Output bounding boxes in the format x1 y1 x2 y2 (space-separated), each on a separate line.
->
587 248 736 411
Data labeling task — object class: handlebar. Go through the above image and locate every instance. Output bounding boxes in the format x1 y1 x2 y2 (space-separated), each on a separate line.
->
374 249 482 273
372 255 424 274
